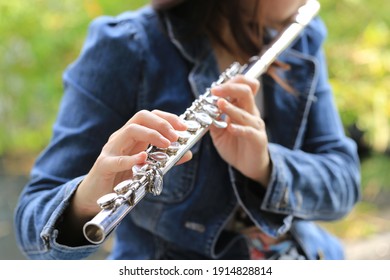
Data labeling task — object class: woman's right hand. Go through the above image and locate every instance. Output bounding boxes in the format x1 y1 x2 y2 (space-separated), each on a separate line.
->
71 109 191 220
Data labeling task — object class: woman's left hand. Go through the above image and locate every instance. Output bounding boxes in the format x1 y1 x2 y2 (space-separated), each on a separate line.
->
209 75 271 187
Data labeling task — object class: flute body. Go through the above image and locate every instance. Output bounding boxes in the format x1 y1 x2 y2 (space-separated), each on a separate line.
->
83 0 320 245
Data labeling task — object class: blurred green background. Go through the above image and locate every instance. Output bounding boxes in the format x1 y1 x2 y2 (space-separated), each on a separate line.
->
0 0 390 258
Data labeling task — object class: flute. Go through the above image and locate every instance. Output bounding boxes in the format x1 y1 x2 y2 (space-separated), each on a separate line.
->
83 0 321 245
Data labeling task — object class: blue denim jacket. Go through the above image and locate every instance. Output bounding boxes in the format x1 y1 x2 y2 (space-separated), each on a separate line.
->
14 6 360 260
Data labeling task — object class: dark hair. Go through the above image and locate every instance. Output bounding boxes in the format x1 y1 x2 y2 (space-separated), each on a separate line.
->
151 0 264 58
152 0 296 94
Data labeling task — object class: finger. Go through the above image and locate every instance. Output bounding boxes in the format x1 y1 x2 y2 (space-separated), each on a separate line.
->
217 98 261 128
211 83 258 115
211 83 254 104
129 110 182 143
230 75 260 95
209 120 228 138
107 124 174 155
98 151 148 174
175 150 193 165
211 75 260 100
227 123 260 139
151 110 187 131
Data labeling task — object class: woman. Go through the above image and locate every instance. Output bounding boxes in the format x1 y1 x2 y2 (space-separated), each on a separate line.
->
15 0 360 260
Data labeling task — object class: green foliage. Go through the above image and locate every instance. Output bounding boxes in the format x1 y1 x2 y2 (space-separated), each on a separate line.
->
361 152 390 195
0 0 148 156
320 0 390 152
0 0 389 156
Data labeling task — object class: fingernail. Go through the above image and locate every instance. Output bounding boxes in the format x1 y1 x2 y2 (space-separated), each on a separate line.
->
219 98 228 107
137 152 148 161
179 120 188 130
160 136 171 146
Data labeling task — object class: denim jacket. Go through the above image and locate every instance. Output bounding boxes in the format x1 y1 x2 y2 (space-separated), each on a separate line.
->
14 6 360 260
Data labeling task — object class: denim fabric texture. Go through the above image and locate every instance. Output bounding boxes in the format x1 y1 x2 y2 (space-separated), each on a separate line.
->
14 6 361 260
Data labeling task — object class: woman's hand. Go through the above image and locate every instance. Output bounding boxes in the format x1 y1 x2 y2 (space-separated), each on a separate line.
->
73 110 191 219
209 75 271 187
57 109 191 245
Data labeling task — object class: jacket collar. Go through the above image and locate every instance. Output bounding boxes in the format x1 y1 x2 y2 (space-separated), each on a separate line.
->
162 12 212 65
162 12 220 97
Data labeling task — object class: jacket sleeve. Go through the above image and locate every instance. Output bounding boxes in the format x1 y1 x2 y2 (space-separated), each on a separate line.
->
230 19 361 238
14 14 144 259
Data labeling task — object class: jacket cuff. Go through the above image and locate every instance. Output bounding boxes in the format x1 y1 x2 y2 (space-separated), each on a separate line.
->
261 143 293 214
229 158 292 238
38 176 100 259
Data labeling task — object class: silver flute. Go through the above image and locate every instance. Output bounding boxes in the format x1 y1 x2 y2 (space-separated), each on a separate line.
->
83 0 320 244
